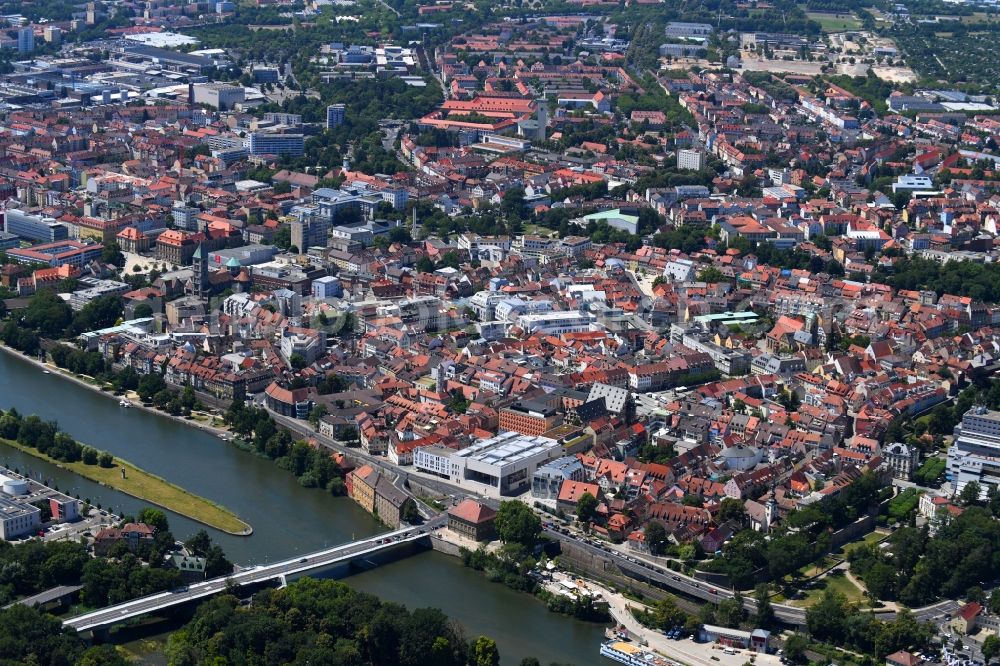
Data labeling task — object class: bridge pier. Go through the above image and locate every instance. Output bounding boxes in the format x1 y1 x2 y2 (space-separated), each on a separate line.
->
278 574 288 588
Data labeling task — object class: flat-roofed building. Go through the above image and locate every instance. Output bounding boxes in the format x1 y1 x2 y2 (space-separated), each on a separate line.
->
7 240 101 267
0 497 40 540
949 407 1000 498
413 445 453 478
248 132 304 157
532 455 585 500
500 400 563 436
4 209 67 243
450 432 562 497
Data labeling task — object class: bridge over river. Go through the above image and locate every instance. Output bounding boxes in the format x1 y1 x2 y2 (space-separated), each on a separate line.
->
65 519 443 634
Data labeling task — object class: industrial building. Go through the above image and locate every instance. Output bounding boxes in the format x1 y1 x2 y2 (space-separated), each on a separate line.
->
121 44 215 74
69 279 130 311
0 231 20 251
191 82 245 110
516 311 594 335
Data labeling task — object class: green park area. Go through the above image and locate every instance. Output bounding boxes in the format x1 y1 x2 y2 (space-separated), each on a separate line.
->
0 437 251 535
806 11 862 32
841 530 888 556
792 570 868 607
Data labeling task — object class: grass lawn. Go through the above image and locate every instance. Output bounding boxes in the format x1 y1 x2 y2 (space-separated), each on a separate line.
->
792 571 867 607
806 11 862 32
841 530 888 556
521 223 557 238
791 554 840 579
0 437 251 535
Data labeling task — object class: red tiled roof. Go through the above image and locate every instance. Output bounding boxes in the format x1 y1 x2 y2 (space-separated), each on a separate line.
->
448 499 496 524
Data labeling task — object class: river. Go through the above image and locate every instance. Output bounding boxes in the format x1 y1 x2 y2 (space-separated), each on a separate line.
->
0 349 607 665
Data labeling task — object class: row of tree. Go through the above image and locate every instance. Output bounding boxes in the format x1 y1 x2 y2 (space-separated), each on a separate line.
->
0 407 113 467
225 400 349 495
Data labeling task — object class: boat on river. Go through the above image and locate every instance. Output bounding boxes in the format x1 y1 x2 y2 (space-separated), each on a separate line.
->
600 641 675 666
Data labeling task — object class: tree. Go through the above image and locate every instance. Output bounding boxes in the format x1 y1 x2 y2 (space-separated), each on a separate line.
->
69 294 123 335
0 605 86 665
501 188 526 220
100 242 125 268
718 498 747 524
697 266 725 283
645 521 668 556
447 390 469 415
576 492 598 523
983 635 1000 664
716 591 746 628
204 545 233 578
137 508 169 532
784 633 809 664
494 501 541 548
77 645 130 666
806 590 849 641
960 481 982 506
754 584 775 628
185 530 212 557
651 595 688 630
137 374 167 402
98 452 114 468
133 303 154 319
308 403 328 428
863 562 898 600
472 636 500 666
22 290 72 337
400 500 420 524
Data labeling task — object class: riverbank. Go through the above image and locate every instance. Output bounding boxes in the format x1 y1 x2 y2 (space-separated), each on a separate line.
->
0 347 251 535
0 344 236 440
0 435 251 535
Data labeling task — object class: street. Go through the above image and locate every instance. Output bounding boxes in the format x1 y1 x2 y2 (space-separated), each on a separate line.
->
270 409 962 628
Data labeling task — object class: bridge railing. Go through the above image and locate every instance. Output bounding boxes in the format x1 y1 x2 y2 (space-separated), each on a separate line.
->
64 525 430 630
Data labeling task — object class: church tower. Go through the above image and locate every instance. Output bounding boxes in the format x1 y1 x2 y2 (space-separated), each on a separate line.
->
192 241 209 298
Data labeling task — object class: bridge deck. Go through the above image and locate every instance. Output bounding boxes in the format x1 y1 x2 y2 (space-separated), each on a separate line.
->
64 523 438 633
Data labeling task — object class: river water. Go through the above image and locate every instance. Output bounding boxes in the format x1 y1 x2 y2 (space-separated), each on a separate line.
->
0 349 607 665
